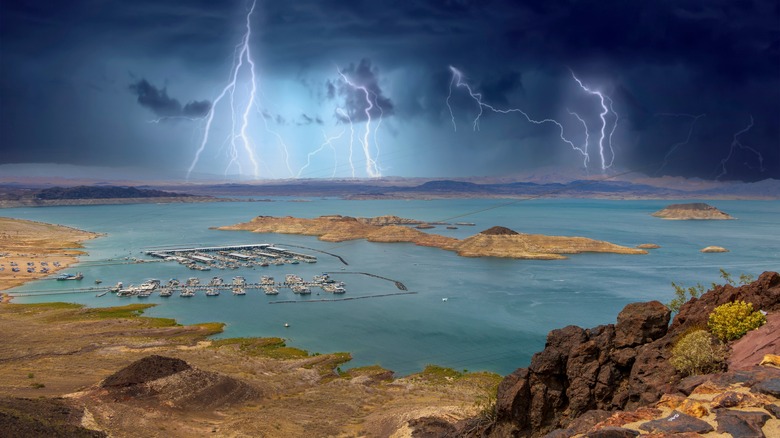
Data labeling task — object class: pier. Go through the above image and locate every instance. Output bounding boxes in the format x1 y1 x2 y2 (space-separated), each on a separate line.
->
144 243 317 271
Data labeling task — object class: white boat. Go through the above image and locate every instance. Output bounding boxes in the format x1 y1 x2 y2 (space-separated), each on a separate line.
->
205 288 220 297
262 286 279 295
292 285 311 295
232 286 246 296
180 288 195 297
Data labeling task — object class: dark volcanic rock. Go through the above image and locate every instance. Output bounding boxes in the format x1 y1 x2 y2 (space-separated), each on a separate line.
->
638 411 714 434
408 416 458 438
765 403 780 419
101 355 190 388
97 356 260 410
614 301 670 348
752 378 780 398
715 410 770 437
479 226 519 236
584 427 639 438
485 272 780 438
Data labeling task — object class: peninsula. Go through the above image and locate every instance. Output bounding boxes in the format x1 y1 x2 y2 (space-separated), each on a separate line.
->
0 217 101 293
651 202 734 220
217 215 647 260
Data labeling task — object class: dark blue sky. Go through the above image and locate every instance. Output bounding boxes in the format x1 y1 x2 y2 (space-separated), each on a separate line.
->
1 0 778 181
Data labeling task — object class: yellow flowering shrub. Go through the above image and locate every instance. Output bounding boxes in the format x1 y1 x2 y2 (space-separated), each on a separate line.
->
707 301 766 342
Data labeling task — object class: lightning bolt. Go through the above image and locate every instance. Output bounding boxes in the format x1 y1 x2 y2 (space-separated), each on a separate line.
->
447 66 590 167
716 115 765 179
187 0 261 180
655 113 706 175
256 102 294 177
297 129 345 178
337 68 381 178
567 110 591 168
336 108 356 178
570 71 619 171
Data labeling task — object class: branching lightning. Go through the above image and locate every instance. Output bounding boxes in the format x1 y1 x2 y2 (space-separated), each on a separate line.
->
336 108 356 178
716 115 765 180
447 66 593 169
337 68 382 178
570 71 619 170
297 129 345 178
655 113 706 175
187 0 263 180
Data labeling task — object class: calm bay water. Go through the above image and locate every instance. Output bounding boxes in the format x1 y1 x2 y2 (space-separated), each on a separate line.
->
4 199 779 375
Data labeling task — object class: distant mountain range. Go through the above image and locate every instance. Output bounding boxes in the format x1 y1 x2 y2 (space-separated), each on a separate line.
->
2 178 778 205
34 186 193 200
151 178 780 200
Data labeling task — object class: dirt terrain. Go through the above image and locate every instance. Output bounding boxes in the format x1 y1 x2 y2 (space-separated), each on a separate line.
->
0 302 499 437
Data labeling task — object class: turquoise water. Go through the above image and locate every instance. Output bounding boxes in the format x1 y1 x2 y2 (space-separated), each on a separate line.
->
3 199 779 375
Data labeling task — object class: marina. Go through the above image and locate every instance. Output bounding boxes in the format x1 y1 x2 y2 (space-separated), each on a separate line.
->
6 271 410 300
145 244 317 271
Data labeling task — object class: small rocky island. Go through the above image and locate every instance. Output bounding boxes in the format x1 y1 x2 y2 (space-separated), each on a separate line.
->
652 203 734 220
218 215 647 260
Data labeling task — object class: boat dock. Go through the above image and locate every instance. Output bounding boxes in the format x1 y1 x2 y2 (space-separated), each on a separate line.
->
145 244 317 271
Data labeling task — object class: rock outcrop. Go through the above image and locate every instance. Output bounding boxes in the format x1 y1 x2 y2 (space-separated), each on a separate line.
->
97 355 260 410
701 245 729 253
482 271 780 437
651 202 734 220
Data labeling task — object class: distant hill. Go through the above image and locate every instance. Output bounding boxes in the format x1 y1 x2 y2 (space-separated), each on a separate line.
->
35 186 192 200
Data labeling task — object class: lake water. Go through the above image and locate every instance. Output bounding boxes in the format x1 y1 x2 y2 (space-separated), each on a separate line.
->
3 199 779 375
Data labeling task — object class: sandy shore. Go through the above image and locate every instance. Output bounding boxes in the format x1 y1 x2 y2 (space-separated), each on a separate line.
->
0 217 102 295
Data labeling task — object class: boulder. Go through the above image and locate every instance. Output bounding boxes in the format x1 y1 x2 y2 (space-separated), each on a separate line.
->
614 301 670 348
715 410 770 438
584 427 639 438
752 378 780 398
638 411 714 434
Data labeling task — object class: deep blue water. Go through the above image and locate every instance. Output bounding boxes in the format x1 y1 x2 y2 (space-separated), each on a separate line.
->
3 199 779 375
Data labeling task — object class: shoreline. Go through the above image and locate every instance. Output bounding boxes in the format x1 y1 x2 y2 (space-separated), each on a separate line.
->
0 217 102 295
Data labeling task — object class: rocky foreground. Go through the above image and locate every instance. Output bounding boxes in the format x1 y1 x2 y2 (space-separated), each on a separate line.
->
651 202 734 220
422 271 780 437
218 215 647 260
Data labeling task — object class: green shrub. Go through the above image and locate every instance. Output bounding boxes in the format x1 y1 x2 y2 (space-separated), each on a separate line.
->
667 282 704 313
707 301 766 342
670 329 727 376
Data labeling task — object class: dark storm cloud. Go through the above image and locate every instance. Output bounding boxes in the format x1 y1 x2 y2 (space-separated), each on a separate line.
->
1 0 777 180
128 79 211 119
333 59 394 123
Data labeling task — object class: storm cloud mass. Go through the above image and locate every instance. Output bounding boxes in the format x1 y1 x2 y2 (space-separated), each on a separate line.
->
1 0 778 181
